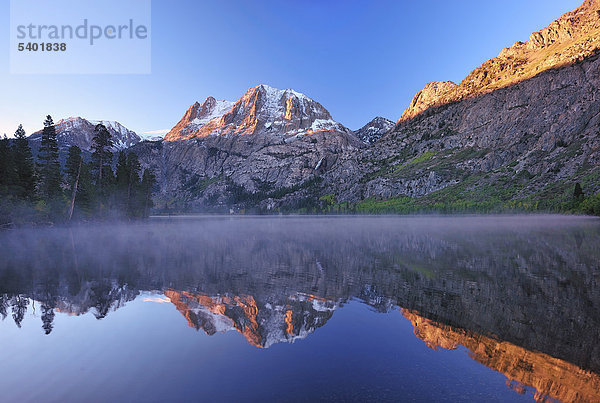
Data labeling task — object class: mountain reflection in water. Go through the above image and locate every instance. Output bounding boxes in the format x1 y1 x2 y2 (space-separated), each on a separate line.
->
0 216 599 402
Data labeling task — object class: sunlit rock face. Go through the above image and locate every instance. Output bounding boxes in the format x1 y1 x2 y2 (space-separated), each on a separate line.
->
322 0 600 206
164 97 234 141
399 0 600 121
135 85 361 209
28 117 141 152
327 51 600 204
403 309 600 403
400 81 457 122
164 85 350 141
165 290 336 348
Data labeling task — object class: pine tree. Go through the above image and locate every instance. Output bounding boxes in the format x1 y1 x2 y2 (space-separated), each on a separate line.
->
115 151 129 212
65 146 82 191
574 182 584 202
37 116 62 200
90 123 114 190
64 147 95 218
75 162 95 217
0 295 8 320
115 151 128 187
41 304 55 335
126 153 141 216
12 124 36 200
10 296 28 328
140 169 157 218
0 135 16 195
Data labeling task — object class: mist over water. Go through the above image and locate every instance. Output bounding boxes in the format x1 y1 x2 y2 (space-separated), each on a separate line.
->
1 215 599 401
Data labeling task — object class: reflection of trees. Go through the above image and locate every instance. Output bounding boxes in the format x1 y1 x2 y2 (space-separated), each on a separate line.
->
0 294 8 319
41 304 55 335
91 281 117 320
10 296 28 328
0 218 599 369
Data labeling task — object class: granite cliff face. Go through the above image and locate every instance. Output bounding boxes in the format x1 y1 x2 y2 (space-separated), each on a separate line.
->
326 52 600 205
134 85 360 210
164 97 234 141
401 81 457 122
400 0 600 121
319 0 600 209
165 290 336 348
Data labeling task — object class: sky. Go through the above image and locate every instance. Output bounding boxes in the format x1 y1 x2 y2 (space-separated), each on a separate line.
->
0 0 583 137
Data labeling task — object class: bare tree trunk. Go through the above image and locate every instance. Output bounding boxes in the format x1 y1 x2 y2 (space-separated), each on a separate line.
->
68 156 83 221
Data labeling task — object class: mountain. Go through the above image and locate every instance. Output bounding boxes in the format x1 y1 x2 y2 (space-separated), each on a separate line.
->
317 0 600 212
29 117 141 153
164 97 234 141
164 84 350 141
400 81 457 122
354 117 395 145
400 0 600 121
165 290 337 348
133 85 360 211
132 0 600 213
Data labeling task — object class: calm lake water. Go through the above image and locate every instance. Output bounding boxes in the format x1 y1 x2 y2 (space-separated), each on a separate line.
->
0 215 599 402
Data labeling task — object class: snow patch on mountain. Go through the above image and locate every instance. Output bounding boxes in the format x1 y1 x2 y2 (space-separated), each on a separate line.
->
29 117 141 152
92 119 141 150
310 118 341 132
190 99 234 128
165 84 352 141
354 117 395 145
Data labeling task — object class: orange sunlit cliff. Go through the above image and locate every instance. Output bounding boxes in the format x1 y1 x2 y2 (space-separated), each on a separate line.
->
163 290 337 348
165 290 262 347
400 0 600 121
402 309 600 403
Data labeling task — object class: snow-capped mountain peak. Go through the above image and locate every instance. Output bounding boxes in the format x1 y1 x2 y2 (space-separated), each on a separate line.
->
164 96 234 141
190 98 235 127
29 117 141 152
164 84 350 141
354 116 395 145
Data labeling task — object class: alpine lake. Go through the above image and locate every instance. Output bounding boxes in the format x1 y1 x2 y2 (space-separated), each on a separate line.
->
1 215 599 402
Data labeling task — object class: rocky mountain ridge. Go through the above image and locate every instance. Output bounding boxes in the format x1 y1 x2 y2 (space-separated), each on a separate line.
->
164 84 350 141
165 290 337 348
29 116 141 152
133 84 361 210
353 116 395 145
323 51 600 209
164 97 234 141
400 0 600 121
403 309 600 403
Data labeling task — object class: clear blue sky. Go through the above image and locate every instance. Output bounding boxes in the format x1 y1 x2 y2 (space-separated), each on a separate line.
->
0 0 582 137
